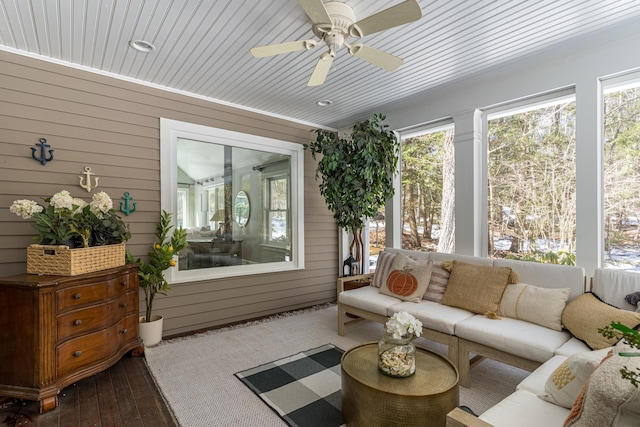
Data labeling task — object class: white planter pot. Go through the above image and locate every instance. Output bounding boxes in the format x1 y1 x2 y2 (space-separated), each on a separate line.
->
139 315 163 347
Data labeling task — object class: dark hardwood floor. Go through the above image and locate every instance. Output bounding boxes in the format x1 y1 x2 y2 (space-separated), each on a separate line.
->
0 355 177 427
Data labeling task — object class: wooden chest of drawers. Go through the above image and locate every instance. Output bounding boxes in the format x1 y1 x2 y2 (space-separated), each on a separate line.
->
0 264 143 412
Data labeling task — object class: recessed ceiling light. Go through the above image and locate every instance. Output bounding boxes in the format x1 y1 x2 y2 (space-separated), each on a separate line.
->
129 40 156 53
316 100 332 107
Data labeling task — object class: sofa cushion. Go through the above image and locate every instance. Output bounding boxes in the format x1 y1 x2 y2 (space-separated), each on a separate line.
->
479 389 570 427
494 258 586 302
554 338 592 357
591 268 640 311
338 286 400 316
498 283 570 331
456 315 572 363
441 261 513 315
564 343 640 426
538 348 611 408
561 292 640 350
389 300 474 335
371 251 396 288
518 355 567 395
423 261 450 303
379 253 432 302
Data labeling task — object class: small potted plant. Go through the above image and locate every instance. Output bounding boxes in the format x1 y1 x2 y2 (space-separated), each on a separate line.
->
127 210 186 347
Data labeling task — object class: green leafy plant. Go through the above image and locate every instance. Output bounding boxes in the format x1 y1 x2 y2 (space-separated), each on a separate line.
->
127 210 187 323
305 114 399 271
10 190 130 247
599 322 640 387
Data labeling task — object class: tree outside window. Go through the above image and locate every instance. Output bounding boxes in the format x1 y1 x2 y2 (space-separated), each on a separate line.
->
487 97 577 264
603 82 640 270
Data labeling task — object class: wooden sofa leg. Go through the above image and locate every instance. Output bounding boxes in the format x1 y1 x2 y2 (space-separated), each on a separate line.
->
458 340 471 388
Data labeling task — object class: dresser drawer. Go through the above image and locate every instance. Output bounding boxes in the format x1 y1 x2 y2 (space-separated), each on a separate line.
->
57 281 111 311
57 292 137 341
57 314 138 378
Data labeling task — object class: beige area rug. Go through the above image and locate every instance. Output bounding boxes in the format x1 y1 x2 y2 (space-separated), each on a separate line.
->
144 304 529 426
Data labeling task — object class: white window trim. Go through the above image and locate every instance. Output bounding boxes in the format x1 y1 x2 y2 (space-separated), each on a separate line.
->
160 118 305 283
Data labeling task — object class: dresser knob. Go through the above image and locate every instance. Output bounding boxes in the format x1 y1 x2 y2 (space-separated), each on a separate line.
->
121 328 128 334
74 319 82 326
120 303 127 308
74 351 82 357
74 293 81 299
120 281 126 286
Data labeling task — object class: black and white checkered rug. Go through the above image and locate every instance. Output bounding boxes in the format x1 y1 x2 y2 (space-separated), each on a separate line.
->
234 344 345 427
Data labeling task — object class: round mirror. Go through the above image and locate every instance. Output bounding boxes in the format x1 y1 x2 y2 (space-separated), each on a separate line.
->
233 190 250 227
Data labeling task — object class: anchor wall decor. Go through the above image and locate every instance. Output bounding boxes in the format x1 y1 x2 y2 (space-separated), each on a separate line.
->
119 192 137 216
79 166 99 192
31 138 54 165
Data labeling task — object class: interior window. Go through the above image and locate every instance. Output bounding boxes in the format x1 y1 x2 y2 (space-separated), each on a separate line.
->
160 119 304 282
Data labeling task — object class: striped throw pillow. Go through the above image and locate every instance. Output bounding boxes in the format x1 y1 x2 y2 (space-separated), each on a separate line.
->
423 261 450 302
371 252 397 288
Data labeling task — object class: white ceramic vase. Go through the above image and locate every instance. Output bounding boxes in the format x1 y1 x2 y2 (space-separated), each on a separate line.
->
138 315 163 347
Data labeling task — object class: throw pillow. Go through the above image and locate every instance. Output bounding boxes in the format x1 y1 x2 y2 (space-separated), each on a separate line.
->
440 261 513 315
538 347 611 408
371 251 397 288
379 253 433 303
564 342 640 426
561 292 640 350
498 283 570 331
423 261 450 302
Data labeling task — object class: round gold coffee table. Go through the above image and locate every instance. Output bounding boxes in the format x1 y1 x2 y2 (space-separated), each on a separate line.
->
341 342 459 427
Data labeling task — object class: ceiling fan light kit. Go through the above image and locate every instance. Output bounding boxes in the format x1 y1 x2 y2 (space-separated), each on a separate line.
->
250 0 422 86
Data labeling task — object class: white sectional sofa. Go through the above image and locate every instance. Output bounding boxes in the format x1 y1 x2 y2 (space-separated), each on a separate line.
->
336 248 640 426
447 267 640 427
337 248 587 387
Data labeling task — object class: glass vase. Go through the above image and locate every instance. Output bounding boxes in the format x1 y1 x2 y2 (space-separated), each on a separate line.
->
378 329 416 377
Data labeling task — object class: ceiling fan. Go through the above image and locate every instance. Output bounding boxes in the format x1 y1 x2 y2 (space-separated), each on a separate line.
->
250 0 422 86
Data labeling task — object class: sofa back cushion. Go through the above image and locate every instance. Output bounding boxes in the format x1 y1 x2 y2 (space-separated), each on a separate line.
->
493 258 585 302
591 268 640 311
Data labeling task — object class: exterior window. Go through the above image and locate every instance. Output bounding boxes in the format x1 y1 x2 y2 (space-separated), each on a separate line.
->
161 119 304 282
399 125 455 254
487 95 576 264
603 80 640 270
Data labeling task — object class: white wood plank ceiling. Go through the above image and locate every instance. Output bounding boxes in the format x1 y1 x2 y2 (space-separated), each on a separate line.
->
1 0 640 129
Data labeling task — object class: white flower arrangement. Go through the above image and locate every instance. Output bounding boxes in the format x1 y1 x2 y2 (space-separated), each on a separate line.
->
385 311 423 339
10 190 129 247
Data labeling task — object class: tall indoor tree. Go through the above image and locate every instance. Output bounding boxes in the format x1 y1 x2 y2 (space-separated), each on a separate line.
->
305 114 399 273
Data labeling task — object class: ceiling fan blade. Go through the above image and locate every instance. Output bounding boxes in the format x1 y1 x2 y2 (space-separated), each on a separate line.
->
250 40 317 58
308 52 334 86
350 0 422 38
297 0 332 25
349 43 403 72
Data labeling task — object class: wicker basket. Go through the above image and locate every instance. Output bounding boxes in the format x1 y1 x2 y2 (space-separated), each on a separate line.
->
27 243 126 276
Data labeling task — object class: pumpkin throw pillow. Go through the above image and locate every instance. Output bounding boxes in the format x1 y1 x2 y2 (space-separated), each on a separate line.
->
441 261 515 316
379 253 433 303
538 347 611 408
561 292 640 350
564 342 640 426
371 251 397 288
498 283 570 331
423 261 450 303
